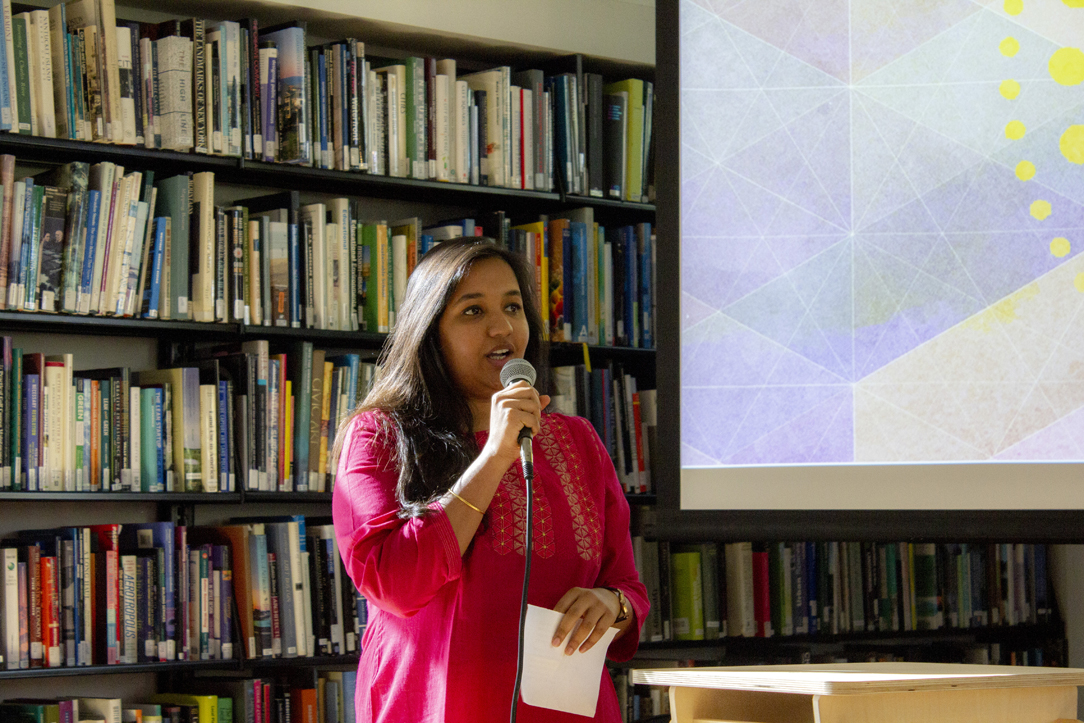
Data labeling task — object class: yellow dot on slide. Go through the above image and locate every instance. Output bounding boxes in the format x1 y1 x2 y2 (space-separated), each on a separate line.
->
1052 237 1071 257
1005 120 1026 139
1000 37 1020 56
1049 47 1084 85
1000 80 1021 99
1031 200 1052 219
1076 273 1084 291
1060 125 1084 164
1065 0 1084 7
1005 0 1023 14
1016 160 1036 180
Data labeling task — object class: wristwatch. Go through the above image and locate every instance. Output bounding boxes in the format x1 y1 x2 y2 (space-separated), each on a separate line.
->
604 586 630 623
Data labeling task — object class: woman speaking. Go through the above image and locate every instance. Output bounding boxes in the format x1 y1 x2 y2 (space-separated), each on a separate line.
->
332 238 648 722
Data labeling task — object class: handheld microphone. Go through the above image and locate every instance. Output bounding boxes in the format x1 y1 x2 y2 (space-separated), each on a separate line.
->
499 358 537 480
499 357 537 723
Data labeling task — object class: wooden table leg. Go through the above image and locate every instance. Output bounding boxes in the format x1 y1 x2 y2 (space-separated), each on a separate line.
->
812 685 1078 723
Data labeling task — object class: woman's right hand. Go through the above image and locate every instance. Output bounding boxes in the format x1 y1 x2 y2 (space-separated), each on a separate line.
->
481 381 551 466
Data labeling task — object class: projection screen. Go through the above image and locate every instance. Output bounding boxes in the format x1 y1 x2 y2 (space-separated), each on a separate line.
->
677 0 1084 510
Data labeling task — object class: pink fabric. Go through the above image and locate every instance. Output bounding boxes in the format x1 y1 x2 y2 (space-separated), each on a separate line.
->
333 411 649 723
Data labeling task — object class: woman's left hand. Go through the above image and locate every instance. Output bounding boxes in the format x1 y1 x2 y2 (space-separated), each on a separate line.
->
551 587 620 655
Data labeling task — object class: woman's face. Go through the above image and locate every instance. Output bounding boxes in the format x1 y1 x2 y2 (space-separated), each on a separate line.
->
438 257 530 422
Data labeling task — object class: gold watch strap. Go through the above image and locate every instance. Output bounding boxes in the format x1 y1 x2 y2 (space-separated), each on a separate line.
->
605 586 630 623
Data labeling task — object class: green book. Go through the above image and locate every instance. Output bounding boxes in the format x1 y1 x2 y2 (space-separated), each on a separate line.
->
11 347 22 490
695 542 720 640
155 175 192 321
287 341 313 490
0 703 49 723
404 57 426 179
141 387 159 491
10 15 31 135
669 549 704 641
602 78 644 202
913 542 940 630
218 697 233 723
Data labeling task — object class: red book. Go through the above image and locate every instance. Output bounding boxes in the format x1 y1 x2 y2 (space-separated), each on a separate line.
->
290 687 317 723
631 391 646 493
26 544 43 667
252 679 262 723
39 555 61 666
752 546 772 638
90 525 122 662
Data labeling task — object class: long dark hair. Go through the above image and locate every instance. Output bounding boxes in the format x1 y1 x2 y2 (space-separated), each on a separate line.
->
334 238 549 517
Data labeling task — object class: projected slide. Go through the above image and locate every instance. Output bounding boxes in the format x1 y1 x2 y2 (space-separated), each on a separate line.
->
681 0 1084 467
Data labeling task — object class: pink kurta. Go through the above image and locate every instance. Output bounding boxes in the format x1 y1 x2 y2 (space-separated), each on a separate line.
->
333 410 649 723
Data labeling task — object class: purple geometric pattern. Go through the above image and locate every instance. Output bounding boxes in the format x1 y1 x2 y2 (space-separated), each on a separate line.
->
680 0 1084 467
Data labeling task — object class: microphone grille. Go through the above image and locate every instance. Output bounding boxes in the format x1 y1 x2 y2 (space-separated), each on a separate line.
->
500 358 536 388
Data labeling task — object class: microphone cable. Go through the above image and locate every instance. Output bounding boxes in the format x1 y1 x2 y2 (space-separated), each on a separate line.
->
509 442 534 723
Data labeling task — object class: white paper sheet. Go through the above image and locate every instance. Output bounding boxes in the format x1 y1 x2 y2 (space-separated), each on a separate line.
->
520 604 620 717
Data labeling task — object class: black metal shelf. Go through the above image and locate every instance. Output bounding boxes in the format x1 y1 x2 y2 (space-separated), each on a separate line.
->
636 621 1065 652
0 133 654 216
240 654 360 669
243 491 334 503
0 658 237 680
0 491 243 502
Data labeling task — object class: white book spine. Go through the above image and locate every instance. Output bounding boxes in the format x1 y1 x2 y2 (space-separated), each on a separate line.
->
199 384 218 492
392 233 407 320
455 80 469 184
114 25 135 144
121 554 137 664
435 74 449 182
287 523 306 657
129 385 140 491
2 547 17 669
325 221 340 330
511 86 521 189
2 0 15 133
522 88 534 190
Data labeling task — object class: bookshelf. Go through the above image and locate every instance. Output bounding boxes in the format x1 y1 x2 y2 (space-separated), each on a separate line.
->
0 0 659 715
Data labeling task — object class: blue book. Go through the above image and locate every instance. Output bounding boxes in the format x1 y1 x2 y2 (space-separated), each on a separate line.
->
17 181 36 308
214 545 234 659
288 222 300 327
217 380 230 492
79 189 102 304
140 388 157 491
121 522 177 660
153 388 165 493
343 671 357 723
570 222 589 343
23 373 38 491
143 217 168 319
561 224 572 340
0 9 12 131
251 527 273 656
637 222 653 349
327 354 359 415
1034 544 1049 623
318 51 328 168
622 226 638 348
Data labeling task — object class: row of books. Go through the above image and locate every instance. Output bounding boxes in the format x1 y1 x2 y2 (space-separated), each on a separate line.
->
0 339 375 493
0 516 367 670
0 521 232 670
0 670 360 722
550 364 656 494
0 157 657 348
633 540 1053 643
0 1 655 202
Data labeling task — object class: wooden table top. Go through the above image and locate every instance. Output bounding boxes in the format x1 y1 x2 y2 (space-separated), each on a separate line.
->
631 663 1084 695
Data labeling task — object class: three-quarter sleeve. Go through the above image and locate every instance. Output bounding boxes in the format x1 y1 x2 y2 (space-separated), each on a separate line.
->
333 413 463 618
574 417 649 662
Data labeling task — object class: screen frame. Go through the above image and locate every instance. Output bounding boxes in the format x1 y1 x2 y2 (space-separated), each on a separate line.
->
654 0 1084 540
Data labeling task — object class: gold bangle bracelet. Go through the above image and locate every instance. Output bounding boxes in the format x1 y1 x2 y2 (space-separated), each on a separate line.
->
448 490 484 515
